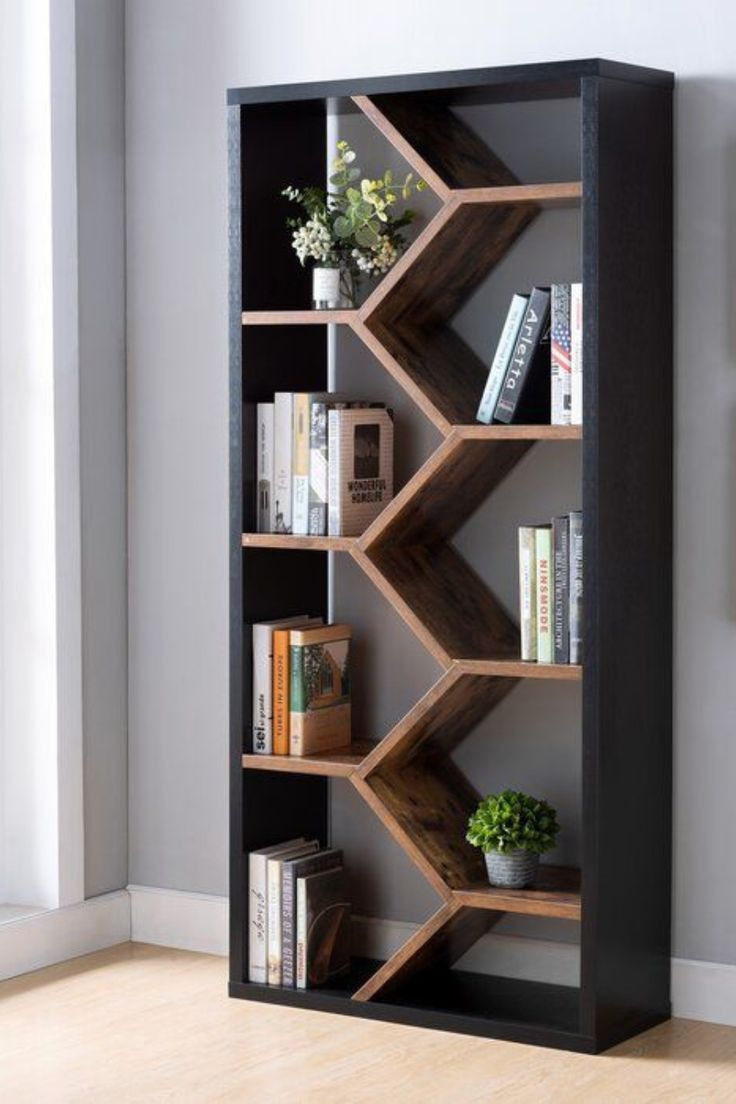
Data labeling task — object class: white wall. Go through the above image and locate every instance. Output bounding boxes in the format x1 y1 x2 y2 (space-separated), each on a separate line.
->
125 0 736 967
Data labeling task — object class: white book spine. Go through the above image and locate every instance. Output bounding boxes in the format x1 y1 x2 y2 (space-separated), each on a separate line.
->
296 877 307 989
551 284 572 426
476 294 528 423
570 283 583 425
327 409 341 537
535 527 553 664
248 852 267 983
256 403 274 533
251 623 272 754
267 858 283 985
292 394 310 535
273 393 293 534
518 527 538 662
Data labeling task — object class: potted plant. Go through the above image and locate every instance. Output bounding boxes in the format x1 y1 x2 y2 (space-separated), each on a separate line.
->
282 140 426 308
466 789 560 889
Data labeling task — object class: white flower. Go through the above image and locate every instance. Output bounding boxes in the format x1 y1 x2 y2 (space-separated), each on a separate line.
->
291 216 334 265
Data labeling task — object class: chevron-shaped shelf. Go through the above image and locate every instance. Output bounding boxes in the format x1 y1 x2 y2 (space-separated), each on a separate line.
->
230 59 673 1053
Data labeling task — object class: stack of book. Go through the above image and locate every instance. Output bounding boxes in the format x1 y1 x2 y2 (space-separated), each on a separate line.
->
476 284 583 426
248 839 350 990
256 393 394 537
252 617 352 756
518 511 582 665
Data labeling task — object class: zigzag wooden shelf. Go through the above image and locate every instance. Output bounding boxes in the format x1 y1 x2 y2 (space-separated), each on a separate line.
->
229 59 674 1054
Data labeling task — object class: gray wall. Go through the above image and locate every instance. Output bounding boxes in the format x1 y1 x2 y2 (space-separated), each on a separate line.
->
125 0 736 966
76 0 128 898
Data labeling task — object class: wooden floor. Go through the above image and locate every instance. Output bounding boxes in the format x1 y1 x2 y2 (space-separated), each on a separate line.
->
1 944 735 1102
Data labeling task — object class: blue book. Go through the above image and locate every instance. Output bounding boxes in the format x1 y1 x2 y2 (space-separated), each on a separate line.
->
476 294 529 423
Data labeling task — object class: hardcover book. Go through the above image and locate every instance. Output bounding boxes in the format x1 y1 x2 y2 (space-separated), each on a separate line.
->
266 840 319 985
570 283 583 425
569 510 583 664
282 848 343 988
518 526 538 662
296 866 351 989
552 515 570 664
256 402 274 533
327 407 394 537
248 837 305 984
551 284 572 426
292 393 310 535
289 624 352 756
272 628 291 756
252 615 312 754
494 287 552 425
535 525 553 664
476 293 528 424
273 392 293 534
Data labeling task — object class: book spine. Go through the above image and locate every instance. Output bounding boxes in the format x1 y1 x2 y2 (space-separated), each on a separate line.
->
273 393 293 534
289 643 305 756
256 403 274 533
281 865 297 988
272 629 290 756
292 393 310 535
570 283 583 425
569 511 583 664
476 294 528 424
518 527 538 662
296 878 307 989
267 859 282 985
551 284 572 426
553 517 570 664
308 400 328 535
251 624 271 754
248 852 267 984
535 527 553 664
327 408 341 537
494 288 551 424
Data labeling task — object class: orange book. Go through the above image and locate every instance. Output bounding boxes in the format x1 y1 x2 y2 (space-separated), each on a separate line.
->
272 628 291 755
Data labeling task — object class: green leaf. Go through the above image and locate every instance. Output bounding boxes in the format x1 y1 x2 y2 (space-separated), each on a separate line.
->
355 223 379 247
333 215 352 238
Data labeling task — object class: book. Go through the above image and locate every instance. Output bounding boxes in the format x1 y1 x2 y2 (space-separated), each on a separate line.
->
518 526 538 662
256 402 274 533
494 287 552 425
273 392 293 534
476 294 528 424
551 284 572 426
552 516 570 664
289 624 352 756
272 628 291 755
248 837 305 984
535 525 553 664
569 510 583 664
292 393 310 535
570 283 583 425
296 866 351 989
327 407 394 537
267 840 319 985
308 398 330 536
282 848 343 988
252 615 311 754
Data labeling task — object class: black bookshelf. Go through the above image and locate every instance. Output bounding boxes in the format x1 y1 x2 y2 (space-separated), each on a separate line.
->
228 58 673 1053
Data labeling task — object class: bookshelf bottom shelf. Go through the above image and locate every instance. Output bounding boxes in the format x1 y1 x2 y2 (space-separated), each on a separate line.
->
229 964 591 1051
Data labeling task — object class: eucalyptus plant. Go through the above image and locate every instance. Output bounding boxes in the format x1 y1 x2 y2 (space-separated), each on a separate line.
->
282 141 426 280
466 790 560 855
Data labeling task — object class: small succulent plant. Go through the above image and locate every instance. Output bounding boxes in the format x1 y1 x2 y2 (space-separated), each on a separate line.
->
466 790 560 855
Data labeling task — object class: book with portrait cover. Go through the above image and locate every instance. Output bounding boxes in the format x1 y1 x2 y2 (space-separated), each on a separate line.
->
289 624 351 756
327 407 394 537
296 866 351 989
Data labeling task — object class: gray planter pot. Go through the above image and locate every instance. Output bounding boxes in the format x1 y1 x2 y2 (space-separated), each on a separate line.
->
485 849 539 889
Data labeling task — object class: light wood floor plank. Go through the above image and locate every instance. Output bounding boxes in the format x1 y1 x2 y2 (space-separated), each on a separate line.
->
0 944 734 1102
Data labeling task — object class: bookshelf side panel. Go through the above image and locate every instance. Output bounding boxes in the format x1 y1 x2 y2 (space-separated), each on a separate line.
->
581 75 673 1048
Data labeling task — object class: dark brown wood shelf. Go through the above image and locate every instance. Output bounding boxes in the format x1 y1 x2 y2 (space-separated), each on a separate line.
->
229 58 673 1054
242 740 377 778
453 865 582 920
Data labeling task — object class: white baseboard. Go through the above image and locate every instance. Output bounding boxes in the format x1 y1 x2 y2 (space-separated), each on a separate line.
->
0 890 130 981
5 884 734 1029
128 884 228 955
